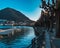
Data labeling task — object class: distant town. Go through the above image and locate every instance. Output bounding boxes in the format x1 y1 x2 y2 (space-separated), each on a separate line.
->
0 19 35 26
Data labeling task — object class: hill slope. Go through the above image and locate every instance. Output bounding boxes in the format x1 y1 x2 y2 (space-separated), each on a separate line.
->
0 8 32 22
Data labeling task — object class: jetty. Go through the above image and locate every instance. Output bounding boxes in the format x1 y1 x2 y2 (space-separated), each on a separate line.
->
0 29 14 35
0 28 21 38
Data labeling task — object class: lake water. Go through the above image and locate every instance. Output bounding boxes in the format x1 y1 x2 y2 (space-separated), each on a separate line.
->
0 26 35 48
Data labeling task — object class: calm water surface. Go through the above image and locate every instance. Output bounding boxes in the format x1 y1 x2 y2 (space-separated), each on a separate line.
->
0 26 35 48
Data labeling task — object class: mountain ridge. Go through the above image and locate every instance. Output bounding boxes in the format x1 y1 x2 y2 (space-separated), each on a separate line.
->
0 7 32 23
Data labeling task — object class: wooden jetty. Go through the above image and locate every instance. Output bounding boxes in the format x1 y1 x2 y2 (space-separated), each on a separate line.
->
0 29 21 38
0 29 14 35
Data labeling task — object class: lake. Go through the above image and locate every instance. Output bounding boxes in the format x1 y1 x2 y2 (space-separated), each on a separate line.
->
0 26 35 48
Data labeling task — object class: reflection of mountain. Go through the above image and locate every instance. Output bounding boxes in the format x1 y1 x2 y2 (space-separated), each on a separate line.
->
0 7 32 22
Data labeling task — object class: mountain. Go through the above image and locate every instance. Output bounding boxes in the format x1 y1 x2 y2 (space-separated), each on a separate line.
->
0 7 32 23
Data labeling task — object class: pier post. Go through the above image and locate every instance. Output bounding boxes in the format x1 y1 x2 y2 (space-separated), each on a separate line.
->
11 29 14 35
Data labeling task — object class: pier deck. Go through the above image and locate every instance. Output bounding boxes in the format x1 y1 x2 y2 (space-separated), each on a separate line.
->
0 29 13 35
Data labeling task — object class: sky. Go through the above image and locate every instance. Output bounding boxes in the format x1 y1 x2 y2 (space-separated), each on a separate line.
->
0 0 42 21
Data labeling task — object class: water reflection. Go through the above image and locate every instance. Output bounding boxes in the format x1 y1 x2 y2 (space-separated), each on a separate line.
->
0 26 35 48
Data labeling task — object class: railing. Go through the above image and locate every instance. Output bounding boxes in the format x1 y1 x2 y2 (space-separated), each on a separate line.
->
27 27 53 48
27 31 45 48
